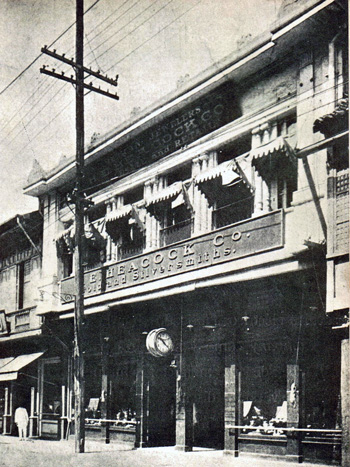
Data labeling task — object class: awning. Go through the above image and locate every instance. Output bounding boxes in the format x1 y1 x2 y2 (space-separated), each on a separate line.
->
313 97 348 136
0 351 44 382
0 357 15 369
195 160 240 185
105 204 133 223
171 182 194 213
145 181 183 206
56 224 74 242
56 222 105 251
250 136 297 180
195 159 254 193
105 204 145 232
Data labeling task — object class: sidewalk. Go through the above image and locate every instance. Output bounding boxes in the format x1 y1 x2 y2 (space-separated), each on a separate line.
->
0 435 337 467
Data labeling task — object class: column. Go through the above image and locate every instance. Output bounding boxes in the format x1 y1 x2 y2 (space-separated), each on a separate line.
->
224 345 240 456
341 338 350 467
286 364 302 463
29 386 35 437
38 362 44 437
262 180 270 212
135 354 148 448
145 180 161 251
192 157 202 235
253 174 263 215
3 386 8 434
154 177 163 247
105 201 112 262
110 197 118 262
100 315 111 444
200 153 212 231
61 385 66 440
252 128 263 216
175 351 193 451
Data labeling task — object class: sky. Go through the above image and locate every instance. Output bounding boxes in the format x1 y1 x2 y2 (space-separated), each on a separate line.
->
0 0 285 224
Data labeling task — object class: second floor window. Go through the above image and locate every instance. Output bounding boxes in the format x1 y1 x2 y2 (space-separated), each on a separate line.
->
17 259 31 310
161 201 193 246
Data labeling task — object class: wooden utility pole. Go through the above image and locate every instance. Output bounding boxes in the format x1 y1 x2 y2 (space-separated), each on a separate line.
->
74 0 85 453
40 0 119 453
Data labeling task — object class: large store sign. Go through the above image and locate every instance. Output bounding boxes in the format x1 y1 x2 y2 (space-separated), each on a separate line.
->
85 82 239 191
60 211 283 303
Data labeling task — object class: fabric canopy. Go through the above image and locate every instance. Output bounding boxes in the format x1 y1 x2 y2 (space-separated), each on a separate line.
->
56 221 105 251
195 158 254 194
56 224 74 242
145 181 183 206
105 204 133 223
105 204 145 232
250 136 297 180
195 159 240 185
0 351 44 382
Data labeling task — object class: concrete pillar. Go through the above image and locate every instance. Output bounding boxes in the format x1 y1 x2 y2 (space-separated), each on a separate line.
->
100 334 110 444
145 178 161 250
175 351 193 451
135 354 148 448
105 201 112 262
262 180 270 212
286 364 302 463
144 181 153 251
37 192 60 315
192 157 202 235
3 386 9 434
253 174 264 215
224 345 239 456
341 338 350 467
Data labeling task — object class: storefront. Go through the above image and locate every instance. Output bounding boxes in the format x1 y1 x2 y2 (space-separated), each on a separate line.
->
0 352 44 436
0 339 70 441
56 266 341 463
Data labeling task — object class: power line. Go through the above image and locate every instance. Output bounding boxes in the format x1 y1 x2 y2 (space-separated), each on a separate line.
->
84 0 164 62
86 0 175 65
5 82 70 148
0 0 156 139
85 0 139 44
0 0 101 97
105 0 203 70
2 0 192 142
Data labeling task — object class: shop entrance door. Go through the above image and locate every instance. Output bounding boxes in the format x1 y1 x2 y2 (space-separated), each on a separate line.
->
147 358 176 447
192 346 224 449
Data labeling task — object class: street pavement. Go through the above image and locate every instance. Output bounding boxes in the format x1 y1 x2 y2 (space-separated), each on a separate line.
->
0 435 335 467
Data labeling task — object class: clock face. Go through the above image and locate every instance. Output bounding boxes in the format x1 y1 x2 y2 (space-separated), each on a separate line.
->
146 328 174 357
155 330 174 356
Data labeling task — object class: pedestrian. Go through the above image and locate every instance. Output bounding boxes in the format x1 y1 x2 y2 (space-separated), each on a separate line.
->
14 406 29 441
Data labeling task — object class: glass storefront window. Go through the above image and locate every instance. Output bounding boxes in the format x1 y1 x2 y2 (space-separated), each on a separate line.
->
42 362 62 419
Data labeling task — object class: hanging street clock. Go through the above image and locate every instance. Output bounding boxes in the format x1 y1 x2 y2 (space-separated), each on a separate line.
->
146 328 174 357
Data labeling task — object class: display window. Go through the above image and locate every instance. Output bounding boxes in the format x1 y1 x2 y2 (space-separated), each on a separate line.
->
241 361 287 435
84 356 137 431
84 356 102 424
110 359 137 430
42 361 62 419
0 386 5 432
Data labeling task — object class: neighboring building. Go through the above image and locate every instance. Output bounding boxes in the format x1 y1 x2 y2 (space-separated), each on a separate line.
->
22 0 348 464
0 212 42 436
0 212 70 440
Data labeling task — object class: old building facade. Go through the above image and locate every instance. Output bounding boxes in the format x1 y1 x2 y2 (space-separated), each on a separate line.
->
19 0 348 464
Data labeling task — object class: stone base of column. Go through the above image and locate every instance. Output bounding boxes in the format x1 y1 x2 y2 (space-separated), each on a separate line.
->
175 444 193 452
223 449 239 457
285 454 303 463
136 441 148 448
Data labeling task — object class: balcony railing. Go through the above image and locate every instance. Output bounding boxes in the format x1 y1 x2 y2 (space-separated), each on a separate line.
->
119 240 145 260
160 218 193 246
60 210 284 302
213 199 253 229
6 306 40 334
